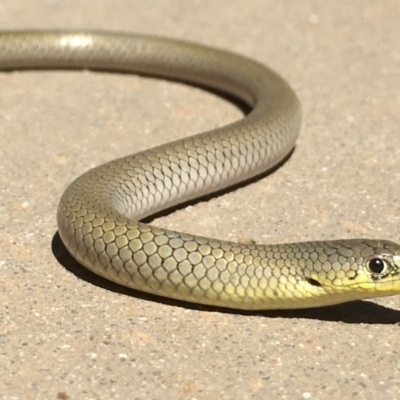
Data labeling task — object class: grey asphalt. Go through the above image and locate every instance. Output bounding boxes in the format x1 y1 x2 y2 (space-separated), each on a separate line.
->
1 1 400 399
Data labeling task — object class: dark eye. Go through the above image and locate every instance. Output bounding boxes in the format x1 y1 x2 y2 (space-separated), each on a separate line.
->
368 258 386 274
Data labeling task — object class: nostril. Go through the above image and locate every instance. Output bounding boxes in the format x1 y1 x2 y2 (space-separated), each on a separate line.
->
306 278 322 287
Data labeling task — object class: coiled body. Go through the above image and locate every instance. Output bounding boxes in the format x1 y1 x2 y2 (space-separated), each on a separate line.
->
2 31 400 309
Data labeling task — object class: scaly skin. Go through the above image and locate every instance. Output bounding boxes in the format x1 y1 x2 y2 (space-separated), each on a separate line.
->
1 31 399 309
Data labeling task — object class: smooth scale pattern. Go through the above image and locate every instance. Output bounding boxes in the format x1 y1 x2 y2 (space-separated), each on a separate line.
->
2 30 400 309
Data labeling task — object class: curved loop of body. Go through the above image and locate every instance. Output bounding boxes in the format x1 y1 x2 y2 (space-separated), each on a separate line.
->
2 30 399 310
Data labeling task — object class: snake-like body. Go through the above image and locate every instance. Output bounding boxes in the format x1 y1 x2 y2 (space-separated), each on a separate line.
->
2 31 400 309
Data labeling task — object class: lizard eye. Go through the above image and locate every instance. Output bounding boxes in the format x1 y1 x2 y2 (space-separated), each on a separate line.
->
368 258 387 275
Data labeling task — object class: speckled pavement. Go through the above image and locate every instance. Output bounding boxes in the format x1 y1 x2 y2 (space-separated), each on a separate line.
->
1 1 400 399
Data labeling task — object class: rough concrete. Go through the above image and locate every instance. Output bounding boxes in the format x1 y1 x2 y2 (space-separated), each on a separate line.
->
1 1 400 399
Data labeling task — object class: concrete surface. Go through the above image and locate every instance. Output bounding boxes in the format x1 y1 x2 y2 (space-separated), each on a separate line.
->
1 1 400 399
